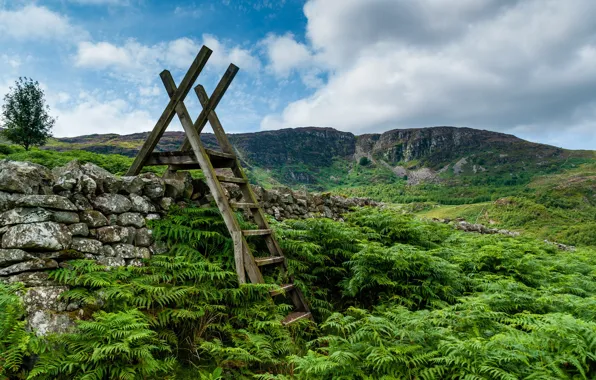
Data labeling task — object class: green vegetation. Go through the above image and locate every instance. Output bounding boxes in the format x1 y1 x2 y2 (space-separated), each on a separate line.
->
1 78 54 151
3 205 596 378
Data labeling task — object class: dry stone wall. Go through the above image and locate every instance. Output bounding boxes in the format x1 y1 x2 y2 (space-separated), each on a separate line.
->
0 159 379 335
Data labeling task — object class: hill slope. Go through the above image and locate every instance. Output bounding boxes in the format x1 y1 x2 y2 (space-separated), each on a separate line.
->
45 126 593 190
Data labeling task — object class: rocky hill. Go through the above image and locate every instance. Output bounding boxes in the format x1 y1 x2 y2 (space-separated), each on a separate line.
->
45 126 593 189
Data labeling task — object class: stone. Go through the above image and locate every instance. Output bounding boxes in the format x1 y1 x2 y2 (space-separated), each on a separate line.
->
0 249 35 267
70 238 102 254
99 245 115 257
52 211 80 224
80 210 108 227
160 197 173 211
113 243 135 258
117 212 145 228
129 193 157 213
0 191 15 212
2 222 71 250
134 228 152 247
163 171 193 199
135 247 151 259
0 207 53 226
127 259 144 267
80 175 97 195
71 193 93 211
29 310 76 336
15 195 77 211
92 194 132 214
52 160 83 192
68 223 89 237
96 226 131 243
81 162 121 193
145 213 160 221
120 176 144 194
140 172 165 199
0 160 53 194
96 257 125 267
0 259 58 276
150 241 168 255
2 271 57 287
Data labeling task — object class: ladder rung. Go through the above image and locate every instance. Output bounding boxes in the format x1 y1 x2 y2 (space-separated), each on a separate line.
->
242 229 272 236
205 148 235 159
270 284 294 296
217 175 248 184
231 202 260 209
145 151 198 166
282 311 312 325
255 256 285 266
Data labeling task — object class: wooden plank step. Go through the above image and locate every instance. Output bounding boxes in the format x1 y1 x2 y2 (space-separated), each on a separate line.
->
145 151 197 166
254 256 285 266
282 311 312 325
230 202 260 209
217 175 248 184
270 283 294 296
205 148 235 159
242 229 272 236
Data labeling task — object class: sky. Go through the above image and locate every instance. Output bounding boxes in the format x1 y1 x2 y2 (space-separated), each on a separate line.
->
0 0 595 150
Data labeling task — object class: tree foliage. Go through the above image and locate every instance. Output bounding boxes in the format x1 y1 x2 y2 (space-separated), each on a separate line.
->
1 77 54 150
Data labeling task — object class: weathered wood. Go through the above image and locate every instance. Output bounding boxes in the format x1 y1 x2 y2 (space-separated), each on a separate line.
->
195 85 236 154
216 175 248 184
179 64 239 151
270 284 294 297
282 312 312 325
232 231 246 284
242 229 272 236
254 256 285 266
230 202 260 209
126 46 212 175
161 71 264 284
145 152 198 166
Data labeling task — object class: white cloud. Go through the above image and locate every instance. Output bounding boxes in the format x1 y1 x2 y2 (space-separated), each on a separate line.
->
52 92 155 137
261 0 596 149
262 33 313 77
0 5 85 41
74 35 261 82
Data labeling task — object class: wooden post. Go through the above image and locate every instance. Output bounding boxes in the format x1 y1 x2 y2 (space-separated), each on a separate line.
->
126 46 212 176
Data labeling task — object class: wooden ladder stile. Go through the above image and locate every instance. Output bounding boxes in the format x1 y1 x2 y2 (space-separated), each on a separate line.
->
126 46 312 325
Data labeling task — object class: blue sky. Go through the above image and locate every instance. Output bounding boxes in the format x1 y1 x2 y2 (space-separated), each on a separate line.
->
1 0 596 150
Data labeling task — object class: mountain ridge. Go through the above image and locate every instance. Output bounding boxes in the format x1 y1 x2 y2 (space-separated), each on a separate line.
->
44 126 593 189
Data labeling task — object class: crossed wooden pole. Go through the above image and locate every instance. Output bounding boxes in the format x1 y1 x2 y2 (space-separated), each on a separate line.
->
126 45 238 176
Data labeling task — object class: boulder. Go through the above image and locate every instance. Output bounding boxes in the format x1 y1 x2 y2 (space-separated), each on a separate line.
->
113 243 136 258
0 259 58 276
96 226 131 244
52 160 84 192
14 195 77 211
2 222 71 250
140 173 165 199
0 249 35 267
23 286 75 336
134 228 152 247
120 176 144 195
80 210 108 227
163 171 193 199
92 194 132 214
0 191 16 212
71 193 93 211
96 257 125 267
81 163 121 193
0 207 53 226
159 197 173 211
99 245 115 257
70 238 102 254
1 271 57 287
117 212 145 228
0 160 53 194
52 211 80 224
129 194 157 213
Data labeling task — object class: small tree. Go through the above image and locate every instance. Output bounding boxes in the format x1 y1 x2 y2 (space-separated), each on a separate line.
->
1 77 54 150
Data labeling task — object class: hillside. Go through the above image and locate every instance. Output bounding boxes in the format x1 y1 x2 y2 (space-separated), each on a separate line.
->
44 126 594 190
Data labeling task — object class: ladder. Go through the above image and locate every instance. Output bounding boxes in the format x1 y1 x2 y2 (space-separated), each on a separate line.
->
126 46 311 325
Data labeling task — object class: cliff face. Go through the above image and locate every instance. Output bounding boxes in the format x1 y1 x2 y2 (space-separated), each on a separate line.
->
44 126 574 187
